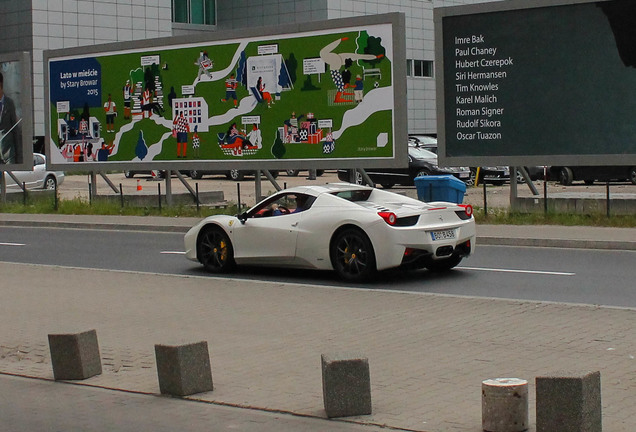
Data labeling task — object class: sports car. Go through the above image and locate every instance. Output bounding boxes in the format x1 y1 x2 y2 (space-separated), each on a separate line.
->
184 183 476 281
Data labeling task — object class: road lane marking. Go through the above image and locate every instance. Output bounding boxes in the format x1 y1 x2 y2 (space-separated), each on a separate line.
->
460 266 575 276
0 242 25 246
161 251 186 255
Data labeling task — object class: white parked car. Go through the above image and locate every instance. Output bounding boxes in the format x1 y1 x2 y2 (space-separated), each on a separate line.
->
3 153 64 190
184 183 476 281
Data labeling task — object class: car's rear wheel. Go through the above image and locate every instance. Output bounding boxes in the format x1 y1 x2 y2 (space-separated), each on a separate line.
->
330 228 376 281
286 169 300 176
197 226 235 273
559 167 573 186
629 166 636 185
124 171 134 178
189 170 203 180
424 254 463 272
44 176 57 190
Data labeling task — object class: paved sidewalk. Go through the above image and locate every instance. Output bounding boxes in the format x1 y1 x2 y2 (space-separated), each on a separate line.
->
0 260 635 431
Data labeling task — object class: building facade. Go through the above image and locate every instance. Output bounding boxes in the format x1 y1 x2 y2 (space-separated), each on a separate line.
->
0 0 495 143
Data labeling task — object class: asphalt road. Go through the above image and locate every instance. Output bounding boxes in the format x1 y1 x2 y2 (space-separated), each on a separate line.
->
1 226 635 308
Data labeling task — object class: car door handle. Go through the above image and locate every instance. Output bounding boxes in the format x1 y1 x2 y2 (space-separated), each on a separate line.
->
291 222 299 227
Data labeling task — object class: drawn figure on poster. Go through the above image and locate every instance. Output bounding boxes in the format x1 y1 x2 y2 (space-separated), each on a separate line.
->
192 125 201 158
219 122 258 153
195 51 213 81
0 71 19 164
319 37 382 103
97 141 115 161
123 80 132 119
283 112 304 143
255 77 274 108
141 87 152 119
221 73 238 108
246 124 262 149
173 111 190 158
79 117 89 136
140 85 163 118
103 93 117 132
354 75 364 103
323 131 335 154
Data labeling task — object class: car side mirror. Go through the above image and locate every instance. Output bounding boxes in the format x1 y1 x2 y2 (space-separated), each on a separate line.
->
238 212 248 224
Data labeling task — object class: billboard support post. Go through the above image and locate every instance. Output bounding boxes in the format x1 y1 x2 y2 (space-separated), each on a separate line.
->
165 171 172 206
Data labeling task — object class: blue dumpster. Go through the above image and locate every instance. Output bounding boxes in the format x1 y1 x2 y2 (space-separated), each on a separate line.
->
414 175 466 204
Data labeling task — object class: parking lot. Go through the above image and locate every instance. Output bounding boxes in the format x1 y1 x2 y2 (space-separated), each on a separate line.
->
55 170 636 210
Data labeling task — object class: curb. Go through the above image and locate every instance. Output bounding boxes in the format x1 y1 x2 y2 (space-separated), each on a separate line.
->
477 236 636 251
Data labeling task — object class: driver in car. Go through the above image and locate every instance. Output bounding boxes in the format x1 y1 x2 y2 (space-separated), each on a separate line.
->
270 195 308 215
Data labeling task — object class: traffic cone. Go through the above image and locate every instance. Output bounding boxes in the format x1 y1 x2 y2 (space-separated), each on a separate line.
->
137 179 142 191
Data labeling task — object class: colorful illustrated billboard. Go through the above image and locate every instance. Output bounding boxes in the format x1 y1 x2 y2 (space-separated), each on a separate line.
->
45 13 406 171
0 51 33 171
435 0 636 167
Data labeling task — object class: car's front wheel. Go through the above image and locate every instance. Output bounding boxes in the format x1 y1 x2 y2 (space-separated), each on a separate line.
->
415 169 431 179
330 228 376 281
559 167 573 186
189 170 203 180
629 166 636 185
124 171 134 178
44 176 57 190
227 169 245 181
286 169 300 176
424 254 463 272
197 226 235 273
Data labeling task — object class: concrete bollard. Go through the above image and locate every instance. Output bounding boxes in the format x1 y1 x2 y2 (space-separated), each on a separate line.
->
321 353 372 418
536 371 601 432
48 329 102 380
154 341 213 396
481 378 528 432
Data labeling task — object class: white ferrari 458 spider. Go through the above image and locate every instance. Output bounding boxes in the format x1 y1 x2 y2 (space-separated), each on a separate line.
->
184 183 476 281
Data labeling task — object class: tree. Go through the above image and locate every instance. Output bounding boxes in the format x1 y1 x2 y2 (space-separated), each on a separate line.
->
271 135 286 159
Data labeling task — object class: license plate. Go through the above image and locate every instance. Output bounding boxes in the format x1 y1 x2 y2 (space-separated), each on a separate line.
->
431 229 456 241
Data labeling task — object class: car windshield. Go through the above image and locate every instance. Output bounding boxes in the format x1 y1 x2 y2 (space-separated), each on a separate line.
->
411 136 437 145
408 147 437 159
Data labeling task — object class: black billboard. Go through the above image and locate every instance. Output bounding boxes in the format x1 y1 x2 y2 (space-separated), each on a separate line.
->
435 0 636 166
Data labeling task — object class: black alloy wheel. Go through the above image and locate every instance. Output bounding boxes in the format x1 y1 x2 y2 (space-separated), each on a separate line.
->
330 228 376 281
197 226 236 273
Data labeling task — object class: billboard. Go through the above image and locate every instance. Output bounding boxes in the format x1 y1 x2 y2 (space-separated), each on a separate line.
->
435 0 636 167
0 51 33 171
45 13 406 172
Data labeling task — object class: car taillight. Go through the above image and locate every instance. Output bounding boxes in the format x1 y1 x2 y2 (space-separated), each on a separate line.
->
378 211 397 225
459 204 473 217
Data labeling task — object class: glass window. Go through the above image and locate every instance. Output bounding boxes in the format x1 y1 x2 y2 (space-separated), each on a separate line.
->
204 0 215 25
407 59 434 78
173 0 215 25
173 0 188 23
191 0 204 24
